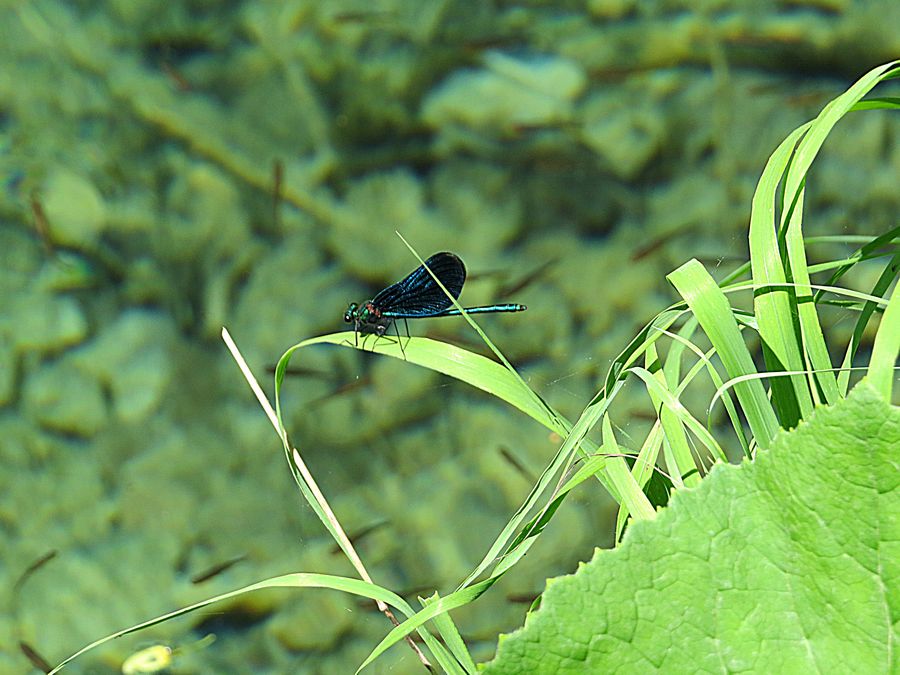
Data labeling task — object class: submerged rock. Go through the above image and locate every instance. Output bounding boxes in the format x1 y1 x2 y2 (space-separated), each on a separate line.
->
422 51 586 133
41 168 107 249
22 360 107 437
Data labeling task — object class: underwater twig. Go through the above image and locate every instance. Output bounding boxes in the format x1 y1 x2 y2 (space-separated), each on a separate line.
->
220 328 433 671
190 555 248 585
272 159 284 230
13 549 58 593
497 446 538 484
28 191 55 256
19 641 52 674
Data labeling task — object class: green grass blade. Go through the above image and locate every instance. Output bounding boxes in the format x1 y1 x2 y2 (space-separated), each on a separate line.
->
815 227 900 299
455 388 615 590
837 254 900 394
559 452 611 495
601 416 657 521
728 280 893 309
628 366 725 463
602 307 686 396
655 325 751 459
420 593 476 675
668 260 780 449
615 421 663 541
645 340 699 487
851 96 900 111
748 123 814 424
866 277 900 400
782 62 899 209
49 573 420 675
276 333 565 438
357 580 494 673
783 187 839 405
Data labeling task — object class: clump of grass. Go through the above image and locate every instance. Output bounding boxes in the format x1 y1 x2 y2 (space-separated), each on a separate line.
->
48 60 899 674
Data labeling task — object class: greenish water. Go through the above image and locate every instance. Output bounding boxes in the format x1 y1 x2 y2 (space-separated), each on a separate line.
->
1 2 897 673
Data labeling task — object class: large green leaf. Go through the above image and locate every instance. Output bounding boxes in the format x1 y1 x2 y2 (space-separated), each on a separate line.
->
484 383 899 673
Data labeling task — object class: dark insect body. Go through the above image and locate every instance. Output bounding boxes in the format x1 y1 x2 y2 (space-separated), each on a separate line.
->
343 252 526 341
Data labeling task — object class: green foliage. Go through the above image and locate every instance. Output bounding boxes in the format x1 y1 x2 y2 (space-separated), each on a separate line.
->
484 384 899 674
47 62 900 675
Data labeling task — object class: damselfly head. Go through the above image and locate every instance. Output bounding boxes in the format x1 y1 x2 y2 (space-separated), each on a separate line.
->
344 303 358 323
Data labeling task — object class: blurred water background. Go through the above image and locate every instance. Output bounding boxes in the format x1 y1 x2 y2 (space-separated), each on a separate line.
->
1 1 898 673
